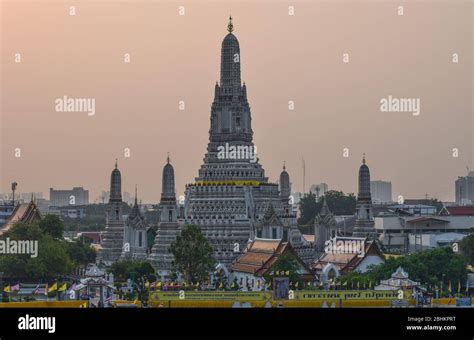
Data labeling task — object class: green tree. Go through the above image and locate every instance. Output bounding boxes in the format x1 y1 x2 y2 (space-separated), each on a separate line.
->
39 215 64 239
265 253 302 288
298 192 317 227
109 260 154 281
65 238 96 267
0 222 73 280
170 224 216 283
459 234 474 265
365 247 467 290
298 190 356 229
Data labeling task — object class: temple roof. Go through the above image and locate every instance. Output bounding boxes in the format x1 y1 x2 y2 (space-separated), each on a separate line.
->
231 238 312 278
311 238 384 273
0 200 41 236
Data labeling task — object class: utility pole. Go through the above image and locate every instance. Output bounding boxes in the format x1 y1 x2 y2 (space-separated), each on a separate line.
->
302 158 306 194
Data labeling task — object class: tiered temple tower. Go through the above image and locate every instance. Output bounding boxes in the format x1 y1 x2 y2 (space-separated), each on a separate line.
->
314 197 337 253
279 162 292 214
183 17 298 265
352 155 377 239
99 161 125 265
148 155 181 278
121 186 148 260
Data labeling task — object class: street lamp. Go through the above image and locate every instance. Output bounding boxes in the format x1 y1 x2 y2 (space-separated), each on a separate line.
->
11 182 18 205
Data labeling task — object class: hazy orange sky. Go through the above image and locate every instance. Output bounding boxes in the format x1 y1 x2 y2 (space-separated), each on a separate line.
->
1 0 472 202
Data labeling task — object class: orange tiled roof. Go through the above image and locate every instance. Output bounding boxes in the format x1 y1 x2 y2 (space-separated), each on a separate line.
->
231 238 313 280
231 239 287 275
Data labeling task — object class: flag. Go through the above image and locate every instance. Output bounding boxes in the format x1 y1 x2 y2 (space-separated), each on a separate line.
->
369 281 372 289
3 285 10 293
195 282 199 288
157 281 162 289
145 281 150 289
218 282 223 289
44 283 48 296
11 284 20 292
48 282 58 293
231 281 236 288
319 281 324 287
457 281 461 294
295 281 299 288
342 281 348 287
257 280 261 288
68 283 77 292
357 281 360 289
448 280 452 292
58 283 67 292
285 271 290 276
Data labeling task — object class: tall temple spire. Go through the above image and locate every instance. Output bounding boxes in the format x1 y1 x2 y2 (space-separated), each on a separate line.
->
353 153 376 239
227 15 233 33
115 158 118 169
161 154 176 201
280 162 291 200
358 154 371 201
110 160 122 202
220 16 241 89
129 184 140 219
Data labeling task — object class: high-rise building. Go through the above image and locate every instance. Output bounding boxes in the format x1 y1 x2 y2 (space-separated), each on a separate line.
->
49 187 89 206
183 17 301 265
455 171 474 205
310 183 329 200
352 155 377 239
370 180 392 204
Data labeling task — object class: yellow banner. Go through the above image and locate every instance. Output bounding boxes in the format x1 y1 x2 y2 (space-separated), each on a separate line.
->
150 291 272 301
194 180 260 187
295 290 409 300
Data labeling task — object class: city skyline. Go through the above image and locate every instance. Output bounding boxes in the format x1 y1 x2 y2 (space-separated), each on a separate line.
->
1 1 472 203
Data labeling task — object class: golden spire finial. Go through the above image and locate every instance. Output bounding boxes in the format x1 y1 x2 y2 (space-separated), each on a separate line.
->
115 158 118 169
227 15 234 33
362 153 366 164
283 161 286 171
167 152 170 164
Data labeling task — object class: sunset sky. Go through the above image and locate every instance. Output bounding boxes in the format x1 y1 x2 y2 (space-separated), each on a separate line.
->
1 0 472 202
